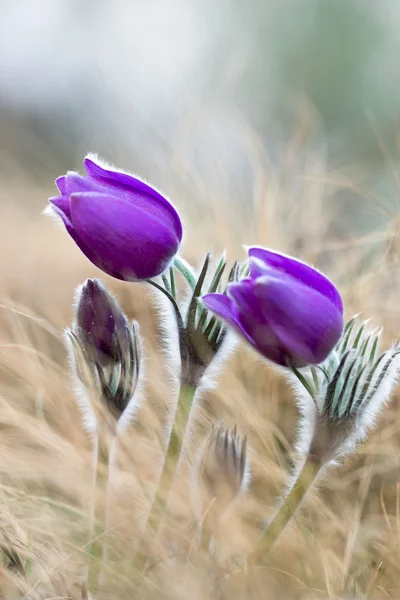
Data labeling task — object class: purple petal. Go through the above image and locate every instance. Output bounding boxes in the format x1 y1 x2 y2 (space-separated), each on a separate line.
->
228 279 266 323
235 320 289 365
202 293 256 346
202 293 236 323
49 195 72 220
69 192 181 281
64 171 107 196
253 275 344 365
228 281 289 364
203 291 288 365
248 256 271 280
56 176 67 194
77 278 129 364
248 247 343 313
49 202 101 269
84 156 183 242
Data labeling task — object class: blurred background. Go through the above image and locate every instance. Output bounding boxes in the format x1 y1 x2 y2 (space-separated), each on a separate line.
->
1 0 400 220
1 0 400 308
1 2 400 598
0 0 399 304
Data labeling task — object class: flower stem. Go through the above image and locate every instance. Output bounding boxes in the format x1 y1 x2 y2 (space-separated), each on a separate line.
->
133 382 197 570
249 457 321 565
99 433 119 587
85 432 99 589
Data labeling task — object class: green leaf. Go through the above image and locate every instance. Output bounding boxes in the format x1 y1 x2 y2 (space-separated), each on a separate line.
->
208 254 226 294
369 331 381 364
227 261 239 284
352 322 366 349
173 256 196 289
311 366 320 393
203 314 218 338
335 356 358 418
352 352 388 411
290 364 315 399
196 256 227 332
161 273 171 294
325 351 351 417
169 267 176 298
340 316 358 354
186 254 210 334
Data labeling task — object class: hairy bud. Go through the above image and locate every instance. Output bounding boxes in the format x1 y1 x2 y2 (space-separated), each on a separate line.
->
194 424 249 519
74 278 130 366
66 279 143 430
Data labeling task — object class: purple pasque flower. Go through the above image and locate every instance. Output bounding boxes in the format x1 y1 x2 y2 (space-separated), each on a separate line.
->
48 155 183 281
75 278 129 365
202 247 344 368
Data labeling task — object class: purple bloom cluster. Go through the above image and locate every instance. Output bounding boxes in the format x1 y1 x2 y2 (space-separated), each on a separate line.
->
49 156 182 281
203 247 344 367
49 156 343 369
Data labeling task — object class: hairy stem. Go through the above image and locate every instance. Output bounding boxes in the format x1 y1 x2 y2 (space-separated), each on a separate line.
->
85 432 99 589
249 456 321 565
99 433 119 587
133 382 197 570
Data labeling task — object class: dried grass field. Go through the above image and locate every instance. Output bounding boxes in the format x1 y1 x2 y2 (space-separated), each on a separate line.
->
1 137 400 600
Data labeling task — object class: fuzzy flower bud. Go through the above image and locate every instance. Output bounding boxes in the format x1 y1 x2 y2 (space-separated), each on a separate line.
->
48 154 182 281
75 278 129 366
203 247 344 367
66 279 143 428
194 424 249 518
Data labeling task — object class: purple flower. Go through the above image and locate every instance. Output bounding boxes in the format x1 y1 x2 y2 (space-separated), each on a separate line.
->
75 278 129 365
202 247 344 367
48 155 183 281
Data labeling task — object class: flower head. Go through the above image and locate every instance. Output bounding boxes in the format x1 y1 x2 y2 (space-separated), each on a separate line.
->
202 247 344 367
194 424 249 518
67 279 143 426
48 155 183 281
75 278 129 366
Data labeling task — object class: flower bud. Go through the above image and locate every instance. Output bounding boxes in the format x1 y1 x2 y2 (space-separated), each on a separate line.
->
67 279 142 424
194 424 249 518
203 247 344 368
48 155 182 281
74 278 129 366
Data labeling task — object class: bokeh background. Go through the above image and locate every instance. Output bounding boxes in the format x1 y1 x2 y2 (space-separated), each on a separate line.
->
1 1 400 598
2 0 400 314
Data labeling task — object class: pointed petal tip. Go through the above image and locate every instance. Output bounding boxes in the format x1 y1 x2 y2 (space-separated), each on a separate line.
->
83 154 102 172
248 256 274 279
47 196 71 221
202 293 234 316
55 175 67 193
201 292 221 308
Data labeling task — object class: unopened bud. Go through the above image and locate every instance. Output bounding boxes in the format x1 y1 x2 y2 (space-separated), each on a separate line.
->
74 278 130 366
67 279 142 424
194 424 249 518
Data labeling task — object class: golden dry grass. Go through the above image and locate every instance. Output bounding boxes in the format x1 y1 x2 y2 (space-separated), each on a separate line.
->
1 126 400 599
